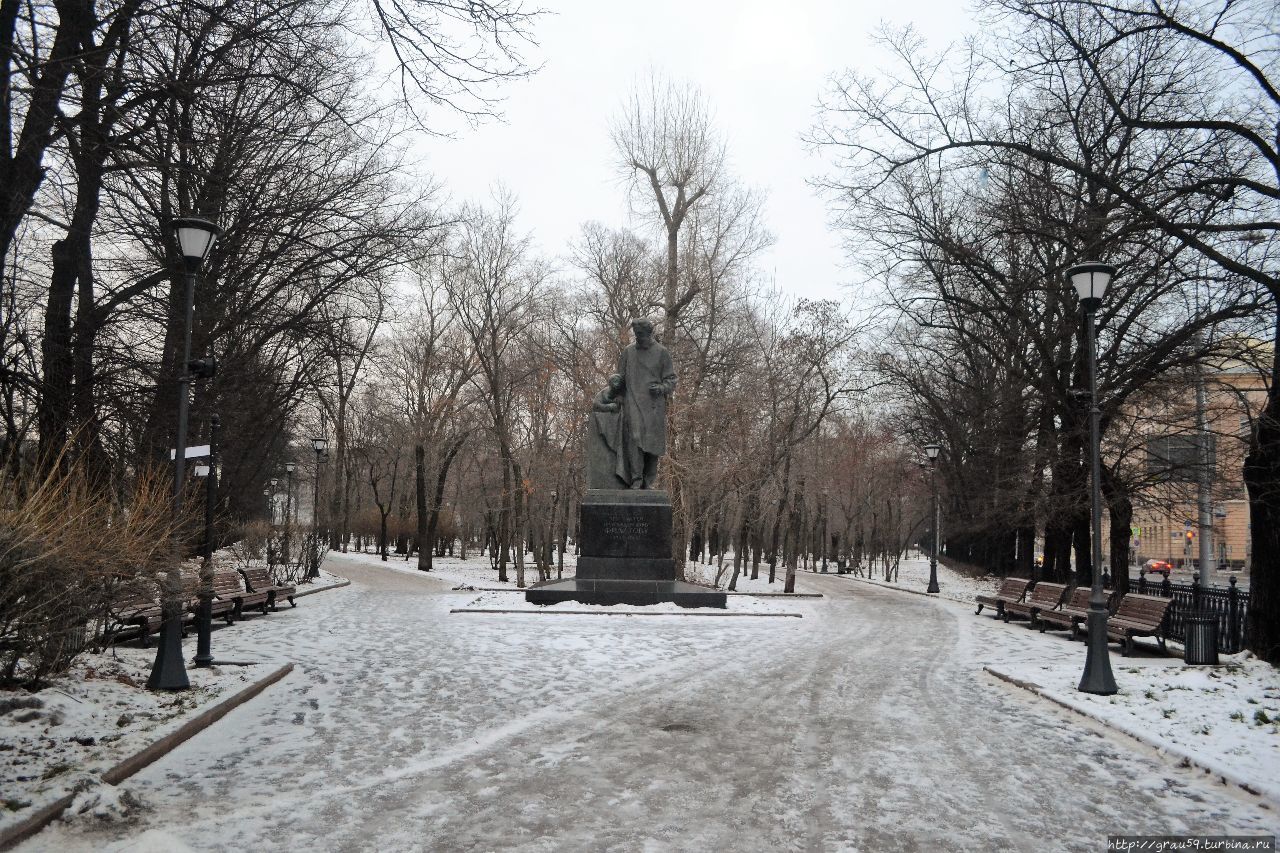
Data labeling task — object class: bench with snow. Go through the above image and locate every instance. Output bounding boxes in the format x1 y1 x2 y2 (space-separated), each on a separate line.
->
1003 581 1068 625
239 567 296 611
974 577 1031 617
106 587 166 647
1036 586 1092 636
1106 593 1173 655
214 571 270 620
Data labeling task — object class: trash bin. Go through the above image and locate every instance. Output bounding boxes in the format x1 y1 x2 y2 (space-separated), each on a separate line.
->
1184 611 1219 665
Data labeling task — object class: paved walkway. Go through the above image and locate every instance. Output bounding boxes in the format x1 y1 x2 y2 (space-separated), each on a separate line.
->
23 556 1278 852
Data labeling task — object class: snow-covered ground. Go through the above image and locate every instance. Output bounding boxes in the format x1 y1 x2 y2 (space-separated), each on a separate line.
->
8 551 1280 851
336 546 816 596
986 649 1280 801
15 556 1279 852
842 554 1003 605
841 557 1280 799
0 647 274 833
452 589 803 616
0 564 345 836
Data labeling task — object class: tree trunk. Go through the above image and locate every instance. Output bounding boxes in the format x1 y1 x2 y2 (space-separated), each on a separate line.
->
37 239 77 468
415 444 431 571
1102 467 1132 596
767 454 792 584
1244 329 1280 664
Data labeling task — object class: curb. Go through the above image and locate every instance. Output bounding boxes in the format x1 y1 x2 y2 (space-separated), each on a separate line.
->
450 608 803 618
0 663 294 851
294 578 350 599
982 665 1277 806
458 586 822 599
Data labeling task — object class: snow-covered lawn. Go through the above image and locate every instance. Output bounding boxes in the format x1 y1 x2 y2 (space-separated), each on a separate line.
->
336 547 818 596
452 589 804 616
0 648 275 832
986 651 1280 801
842 554 1002 605
336 549 808 614
335 548 573 589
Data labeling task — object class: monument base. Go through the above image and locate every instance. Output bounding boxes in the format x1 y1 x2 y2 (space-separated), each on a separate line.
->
525 578 727 608
525 488 726 609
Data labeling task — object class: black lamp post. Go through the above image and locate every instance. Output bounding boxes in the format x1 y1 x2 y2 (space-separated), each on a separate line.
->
284 462 295 566
1068 260 1119 695
194 413 220 668
149 216 220 691
308 437 328 580
924 443 941 594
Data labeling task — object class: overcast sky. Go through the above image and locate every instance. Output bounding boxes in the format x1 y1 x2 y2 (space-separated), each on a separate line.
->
410 0 978 302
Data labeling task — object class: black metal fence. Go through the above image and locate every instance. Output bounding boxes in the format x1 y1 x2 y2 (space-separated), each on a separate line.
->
1111 572 1248 654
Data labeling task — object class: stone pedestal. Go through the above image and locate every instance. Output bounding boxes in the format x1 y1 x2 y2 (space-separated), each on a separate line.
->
526 490 726 608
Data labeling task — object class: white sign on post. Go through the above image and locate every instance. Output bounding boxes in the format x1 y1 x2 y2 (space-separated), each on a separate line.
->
194 465 211 477
169 444 211 460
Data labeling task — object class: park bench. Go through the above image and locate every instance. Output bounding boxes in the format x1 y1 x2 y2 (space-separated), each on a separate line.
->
239 566 296 611
213 571 270 620
106 576 222 646
1106 593 1172 655
1037 586 1092 636
179 571 236 624
1003 581 1068 625
975 578 1031 617
106 588 165 646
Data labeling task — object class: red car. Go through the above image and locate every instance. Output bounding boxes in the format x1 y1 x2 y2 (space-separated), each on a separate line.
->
1143 559 1173 577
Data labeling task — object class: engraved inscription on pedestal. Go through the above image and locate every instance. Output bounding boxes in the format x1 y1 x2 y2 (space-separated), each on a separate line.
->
579 498 671 559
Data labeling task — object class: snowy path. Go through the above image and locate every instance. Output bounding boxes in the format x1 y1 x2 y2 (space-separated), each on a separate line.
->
22 557 1278 852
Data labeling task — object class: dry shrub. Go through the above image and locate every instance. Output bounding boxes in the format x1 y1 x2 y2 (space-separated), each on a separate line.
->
229 520 271 565
0 465 185 685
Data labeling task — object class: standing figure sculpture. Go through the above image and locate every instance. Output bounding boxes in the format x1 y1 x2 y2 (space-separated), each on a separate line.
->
616 318 676 489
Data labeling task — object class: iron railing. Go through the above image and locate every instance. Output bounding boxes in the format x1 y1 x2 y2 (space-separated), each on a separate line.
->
1110 572 1248 654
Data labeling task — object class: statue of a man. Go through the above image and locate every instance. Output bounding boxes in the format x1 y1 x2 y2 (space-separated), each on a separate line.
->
616 318 676 489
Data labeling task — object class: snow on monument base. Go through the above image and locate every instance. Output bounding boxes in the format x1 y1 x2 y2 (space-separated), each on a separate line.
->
525 489 726 608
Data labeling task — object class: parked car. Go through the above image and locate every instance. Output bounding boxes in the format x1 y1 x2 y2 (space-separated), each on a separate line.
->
1142 559 1173 577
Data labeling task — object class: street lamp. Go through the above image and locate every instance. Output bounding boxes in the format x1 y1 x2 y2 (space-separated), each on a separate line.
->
1068 260 1118 695
308 437 328 580
284 462 295 567
924 443 941 594
149 215 220 692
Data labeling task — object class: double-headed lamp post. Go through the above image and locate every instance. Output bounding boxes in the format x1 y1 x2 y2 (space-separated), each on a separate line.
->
924 443 941 594
149 216 220 692
1068 260 1119 696
308 437 328 580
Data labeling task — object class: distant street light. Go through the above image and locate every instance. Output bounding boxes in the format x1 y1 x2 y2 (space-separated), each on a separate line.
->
924 443 941 594
308 437 328 580
149 215 220 692
1068 260 1119 696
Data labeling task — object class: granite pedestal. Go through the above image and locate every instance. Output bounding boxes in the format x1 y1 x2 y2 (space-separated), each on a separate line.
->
526 490 726 608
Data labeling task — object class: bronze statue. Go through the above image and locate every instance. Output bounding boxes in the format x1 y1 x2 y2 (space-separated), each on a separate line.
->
616 318 676 489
